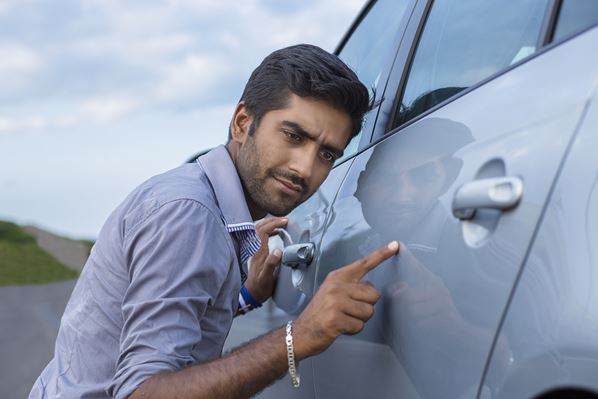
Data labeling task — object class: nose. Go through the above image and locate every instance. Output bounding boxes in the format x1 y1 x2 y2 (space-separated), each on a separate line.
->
288 146 317 183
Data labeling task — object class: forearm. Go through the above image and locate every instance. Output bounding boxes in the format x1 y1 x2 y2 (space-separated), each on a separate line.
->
129 240 400 398
129 327 289 399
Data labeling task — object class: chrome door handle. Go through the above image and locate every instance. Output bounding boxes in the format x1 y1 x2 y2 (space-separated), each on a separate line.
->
282 243 315 269
452 176 523 220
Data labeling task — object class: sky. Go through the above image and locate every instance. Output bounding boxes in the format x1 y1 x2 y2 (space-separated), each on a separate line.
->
0 0 365 239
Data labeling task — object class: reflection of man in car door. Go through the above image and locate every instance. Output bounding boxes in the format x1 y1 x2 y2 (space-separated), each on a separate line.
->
354 118 510 398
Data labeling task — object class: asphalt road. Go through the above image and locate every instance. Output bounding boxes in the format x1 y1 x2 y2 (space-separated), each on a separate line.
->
0 280 294 399
0 280 77 398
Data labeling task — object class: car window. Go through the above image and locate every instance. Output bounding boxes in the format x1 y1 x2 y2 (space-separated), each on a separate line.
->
552 0 598 42
395 0 549 127
335 0 410 161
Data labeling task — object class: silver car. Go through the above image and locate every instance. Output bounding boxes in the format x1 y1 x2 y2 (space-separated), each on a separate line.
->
225 1 598 398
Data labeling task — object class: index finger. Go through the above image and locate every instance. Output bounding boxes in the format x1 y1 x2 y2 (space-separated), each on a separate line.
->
337 241 400 282
256 217 288 235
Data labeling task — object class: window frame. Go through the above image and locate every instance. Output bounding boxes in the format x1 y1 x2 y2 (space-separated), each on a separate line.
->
545 0 598 45
367 0 588 146
330 0 418 168
391 0 559 132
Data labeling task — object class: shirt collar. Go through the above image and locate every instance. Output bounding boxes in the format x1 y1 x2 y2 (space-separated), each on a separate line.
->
197 145 260 269
197 145 254 229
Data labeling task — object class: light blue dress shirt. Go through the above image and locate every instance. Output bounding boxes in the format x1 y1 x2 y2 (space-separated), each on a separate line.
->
30 145 260 399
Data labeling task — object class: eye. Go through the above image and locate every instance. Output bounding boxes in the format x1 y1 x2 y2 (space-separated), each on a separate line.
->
320 151 336 163
283 130 302 143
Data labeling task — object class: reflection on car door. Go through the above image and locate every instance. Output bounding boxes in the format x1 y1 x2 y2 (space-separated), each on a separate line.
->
310 1 596 398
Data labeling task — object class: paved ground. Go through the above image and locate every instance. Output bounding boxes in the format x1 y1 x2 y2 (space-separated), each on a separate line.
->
0 281 289 398
0 280 77 398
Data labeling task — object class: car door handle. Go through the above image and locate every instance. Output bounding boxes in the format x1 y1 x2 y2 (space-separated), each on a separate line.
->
282 243 315 269
452 176 523 220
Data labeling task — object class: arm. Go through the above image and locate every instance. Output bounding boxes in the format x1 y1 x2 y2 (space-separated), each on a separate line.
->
130 327 288 399
129 241 400 399
108 200 237 399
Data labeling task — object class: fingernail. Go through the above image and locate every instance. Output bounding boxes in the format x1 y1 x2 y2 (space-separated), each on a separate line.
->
387 241 399 252
273 249 282 257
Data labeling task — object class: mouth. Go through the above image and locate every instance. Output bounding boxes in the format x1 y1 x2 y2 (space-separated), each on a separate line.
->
273 176 304 197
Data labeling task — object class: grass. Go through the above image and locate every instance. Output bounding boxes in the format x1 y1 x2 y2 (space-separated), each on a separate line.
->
79 239 95 256
0 221 79 286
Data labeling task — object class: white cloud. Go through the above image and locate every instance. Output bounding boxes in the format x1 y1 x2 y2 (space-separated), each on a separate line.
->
0 42 45 94
0 42 43 72
69 32 194 60
80 95 140 123
0 116 17 131
0 0 18 15
153 53 234 103
0 115 48 132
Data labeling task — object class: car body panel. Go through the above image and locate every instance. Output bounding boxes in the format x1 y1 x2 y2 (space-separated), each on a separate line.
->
309 22 598 399
481 37 598 398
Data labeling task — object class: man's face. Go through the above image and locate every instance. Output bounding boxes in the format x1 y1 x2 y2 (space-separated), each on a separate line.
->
235 94 352 217
359 159 448 237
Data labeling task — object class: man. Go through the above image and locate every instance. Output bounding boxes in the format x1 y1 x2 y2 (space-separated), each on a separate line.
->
30 44 399 399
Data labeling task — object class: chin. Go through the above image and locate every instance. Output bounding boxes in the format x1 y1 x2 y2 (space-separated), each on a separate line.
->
264 198 303 217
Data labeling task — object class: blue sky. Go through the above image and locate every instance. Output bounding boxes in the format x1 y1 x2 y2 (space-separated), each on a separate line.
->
0 0 365 238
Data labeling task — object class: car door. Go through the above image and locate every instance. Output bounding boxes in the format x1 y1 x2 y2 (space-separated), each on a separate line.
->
308 1 597 398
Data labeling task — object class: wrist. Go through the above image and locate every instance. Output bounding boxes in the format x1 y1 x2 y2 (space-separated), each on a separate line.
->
243 281 264 304
240 286 262 311
285 321 300 387
288 319 315 361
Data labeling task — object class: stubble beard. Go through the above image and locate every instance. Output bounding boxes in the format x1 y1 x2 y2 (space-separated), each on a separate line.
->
237 136 306 217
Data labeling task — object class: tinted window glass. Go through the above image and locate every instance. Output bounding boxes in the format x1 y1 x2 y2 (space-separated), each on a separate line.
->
553 0 598 42
396 0 549 127
336 0 409 159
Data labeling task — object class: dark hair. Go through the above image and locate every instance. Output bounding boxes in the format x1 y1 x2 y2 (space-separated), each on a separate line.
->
230 44 370 140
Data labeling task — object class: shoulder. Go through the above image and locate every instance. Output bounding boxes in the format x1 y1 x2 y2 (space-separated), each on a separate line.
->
122 198 236 282
120 163 225 238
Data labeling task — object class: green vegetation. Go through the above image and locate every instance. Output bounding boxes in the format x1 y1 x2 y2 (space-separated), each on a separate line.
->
0 221 78 286
79 239 95 257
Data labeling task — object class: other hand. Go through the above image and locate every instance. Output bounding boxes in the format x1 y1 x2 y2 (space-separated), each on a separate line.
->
243 217 288 304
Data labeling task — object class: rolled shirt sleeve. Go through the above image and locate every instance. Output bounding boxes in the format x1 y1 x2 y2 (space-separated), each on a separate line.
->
107 199 235 399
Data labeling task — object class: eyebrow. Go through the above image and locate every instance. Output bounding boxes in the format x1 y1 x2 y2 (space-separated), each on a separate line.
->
281 120 345 159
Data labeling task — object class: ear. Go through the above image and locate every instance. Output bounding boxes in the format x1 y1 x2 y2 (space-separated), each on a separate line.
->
230 102 253 145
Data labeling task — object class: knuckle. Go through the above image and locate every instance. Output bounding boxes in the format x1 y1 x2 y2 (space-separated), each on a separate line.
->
265 255 279 265
326 286 338 299
356 321 365 333
371 288 381 302
357 257 369 267
365 304 375 319
328 269 340 278
346 320 364 335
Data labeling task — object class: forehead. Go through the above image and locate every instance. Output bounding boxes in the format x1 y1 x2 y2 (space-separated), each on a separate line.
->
265 94 353 148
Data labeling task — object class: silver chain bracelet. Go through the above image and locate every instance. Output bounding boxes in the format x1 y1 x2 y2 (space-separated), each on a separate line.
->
285 321 300 388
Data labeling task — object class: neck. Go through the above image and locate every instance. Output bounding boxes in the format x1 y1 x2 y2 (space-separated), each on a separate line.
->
226 142 268 221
